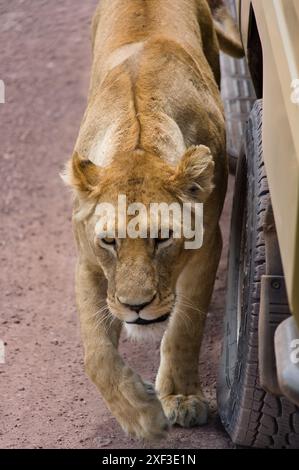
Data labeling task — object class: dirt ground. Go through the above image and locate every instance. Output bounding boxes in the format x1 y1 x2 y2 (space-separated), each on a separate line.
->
0 0 235 449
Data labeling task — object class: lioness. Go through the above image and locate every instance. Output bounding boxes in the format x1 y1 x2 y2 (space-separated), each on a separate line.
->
63 0 243 439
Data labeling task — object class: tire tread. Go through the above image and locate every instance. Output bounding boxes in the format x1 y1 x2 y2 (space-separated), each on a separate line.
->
217 100 299 448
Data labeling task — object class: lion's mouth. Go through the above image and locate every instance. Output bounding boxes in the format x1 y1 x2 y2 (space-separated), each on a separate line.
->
125 313 170 326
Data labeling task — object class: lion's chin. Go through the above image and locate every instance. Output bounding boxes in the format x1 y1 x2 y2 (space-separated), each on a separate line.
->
124 320 168 343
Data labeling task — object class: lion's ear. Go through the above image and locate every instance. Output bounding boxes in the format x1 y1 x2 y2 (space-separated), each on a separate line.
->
170 145 215 202
61 151 100 194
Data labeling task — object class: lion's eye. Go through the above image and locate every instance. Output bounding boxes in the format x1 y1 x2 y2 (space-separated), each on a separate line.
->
100 237 116 246
155 230 173 246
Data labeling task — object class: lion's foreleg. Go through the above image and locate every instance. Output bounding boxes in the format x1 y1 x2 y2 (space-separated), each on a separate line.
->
76 261 168 439
156 227 222 427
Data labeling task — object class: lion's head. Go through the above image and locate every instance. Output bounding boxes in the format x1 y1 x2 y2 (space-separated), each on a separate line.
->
63 146 214 339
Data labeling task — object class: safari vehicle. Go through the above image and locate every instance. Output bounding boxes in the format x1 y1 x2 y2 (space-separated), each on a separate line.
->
217 0 299 448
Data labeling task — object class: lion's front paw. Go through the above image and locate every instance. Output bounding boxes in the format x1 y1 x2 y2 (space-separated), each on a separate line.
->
126 399 169 441
111 379 169 441
160 394 209 427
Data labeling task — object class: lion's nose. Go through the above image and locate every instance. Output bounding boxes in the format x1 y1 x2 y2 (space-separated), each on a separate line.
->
118 294 156 313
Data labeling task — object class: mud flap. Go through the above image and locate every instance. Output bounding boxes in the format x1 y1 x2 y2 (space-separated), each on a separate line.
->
275 317 299 406
259 275 291 395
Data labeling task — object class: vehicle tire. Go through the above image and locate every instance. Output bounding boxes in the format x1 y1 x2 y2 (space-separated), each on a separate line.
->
217 100 299 448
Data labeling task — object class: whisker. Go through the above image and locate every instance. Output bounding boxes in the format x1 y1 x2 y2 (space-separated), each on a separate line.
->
176 294 206 316
175 308 192 331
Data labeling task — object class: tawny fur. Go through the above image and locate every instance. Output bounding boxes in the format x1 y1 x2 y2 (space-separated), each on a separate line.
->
63 0 238 440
